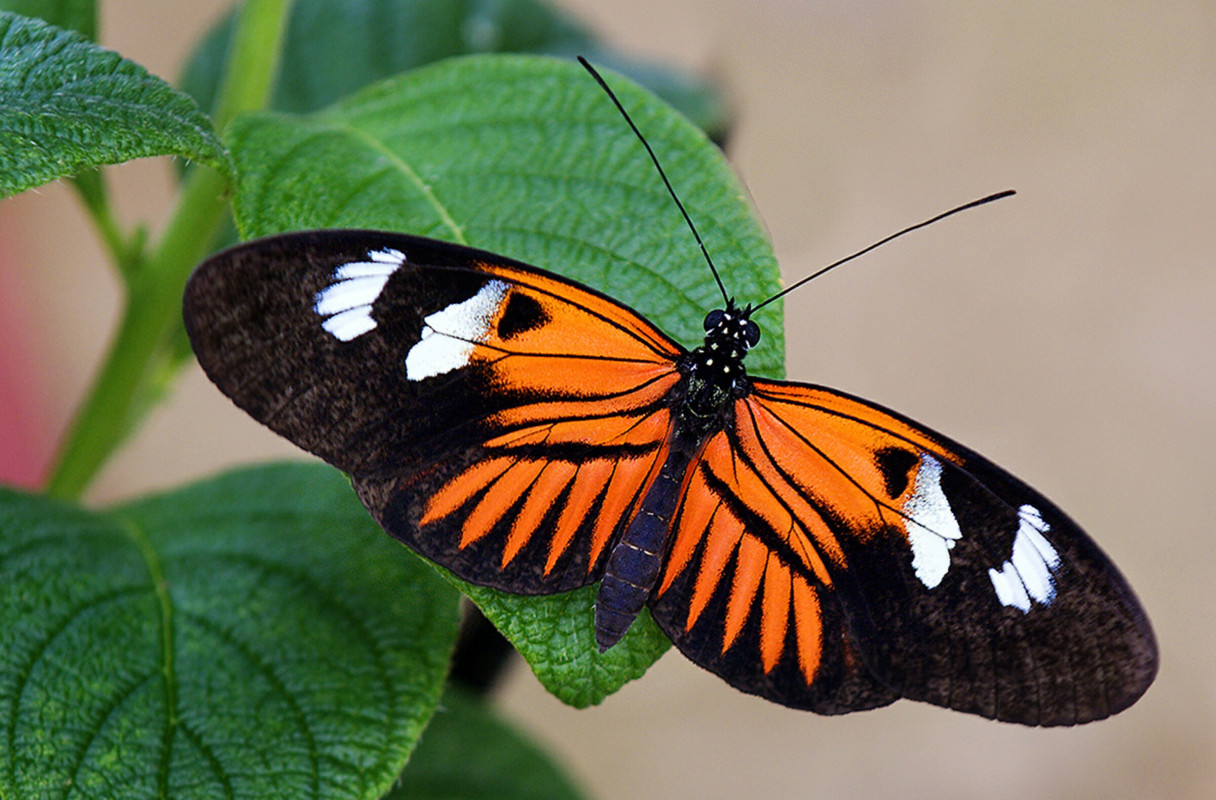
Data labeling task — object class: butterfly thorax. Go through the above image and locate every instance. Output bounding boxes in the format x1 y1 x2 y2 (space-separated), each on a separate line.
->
678 303 761 428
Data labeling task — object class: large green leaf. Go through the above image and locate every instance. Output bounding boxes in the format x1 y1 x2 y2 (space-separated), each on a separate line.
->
224 54 782 707
228 54 782 375
0 463 461 798
181 0 726 139
392 688 585 800
0 12 231 198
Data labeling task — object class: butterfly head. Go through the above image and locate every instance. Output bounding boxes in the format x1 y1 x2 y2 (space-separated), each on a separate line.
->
702 302 760 354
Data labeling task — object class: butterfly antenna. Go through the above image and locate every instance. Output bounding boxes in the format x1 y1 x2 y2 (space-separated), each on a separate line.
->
752 190 1016 314
578 56 730 304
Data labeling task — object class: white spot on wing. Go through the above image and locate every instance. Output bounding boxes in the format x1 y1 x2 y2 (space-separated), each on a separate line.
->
320 307 378 340
405 280 510 381
989 564 1031 612
988 504 1061 613
903 454 963 588
314 248 405 341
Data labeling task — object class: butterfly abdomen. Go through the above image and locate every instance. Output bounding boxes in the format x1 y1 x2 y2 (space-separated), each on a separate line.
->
595 441 697 651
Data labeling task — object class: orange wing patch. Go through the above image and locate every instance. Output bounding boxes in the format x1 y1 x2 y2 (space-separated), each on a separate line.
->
683 504 732 628
547 457 616 573
744 381 966 551
463 457 546 549
402 259 684 586
790 578 823 682
482 371 678 450
656 430 834 686
760 556 793 672
653 381 960 689
503 460 579 565
420 413 674 578
477 260 680 360
725 534 767 650
441 260 685 402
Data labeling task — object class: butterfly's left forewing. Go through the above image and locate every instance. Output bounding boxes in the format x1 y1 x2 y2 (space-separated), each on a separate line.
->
649 378 1157 725
185 230 683 594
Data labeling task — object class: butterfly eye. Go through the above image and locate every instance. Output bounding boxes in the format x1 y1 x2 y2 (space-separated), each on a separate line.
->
704 309 726 331
744 320 760 347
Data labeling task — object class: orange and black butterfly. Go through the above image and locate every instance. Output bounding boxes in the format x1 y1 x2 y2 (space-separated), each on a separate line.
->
183 61 1156 726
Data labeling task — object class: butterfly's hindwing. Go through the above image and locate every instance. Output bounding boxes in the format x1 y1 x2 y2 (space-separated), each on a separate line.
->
647 429 902 714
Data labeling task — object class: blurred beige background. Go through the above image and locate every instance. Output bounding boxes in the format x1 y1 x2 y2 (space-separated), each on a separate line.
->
3 1 1212 797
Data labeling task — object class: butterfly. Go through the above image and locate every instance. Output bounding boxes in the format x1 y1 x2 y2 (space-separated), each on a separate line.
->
183 61 1156 727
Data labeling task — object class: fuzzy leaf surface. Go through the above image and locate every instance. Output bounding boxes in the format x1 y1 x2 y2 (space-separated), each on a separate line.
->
0 463 460 798
0 12 230 197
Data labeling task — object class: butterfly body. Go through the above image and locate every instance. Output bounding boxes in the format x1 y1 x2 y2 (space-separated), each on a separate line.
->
185 229 1156 726
596 303 759 650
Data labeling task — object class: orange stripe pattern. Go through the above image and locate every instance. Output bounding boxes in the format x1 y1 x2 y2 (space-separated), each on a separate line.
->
411 260 684 581
655 379 958 687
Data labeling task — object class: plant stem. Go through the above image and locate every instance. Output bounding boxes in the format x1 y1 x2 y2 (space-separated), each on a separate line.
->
71 170 144 283
45 167 230 499
211 0 294 131
44 0 293 500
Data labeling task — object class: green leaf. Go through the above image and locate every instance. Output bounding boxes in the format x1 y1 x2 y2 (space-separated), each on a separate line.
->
391 688 585 800
225 54 782 707
181 0 726 138
460 581 671 708
229 54 782 376
0 0 95 40
0 12 232 198
0 463 461 798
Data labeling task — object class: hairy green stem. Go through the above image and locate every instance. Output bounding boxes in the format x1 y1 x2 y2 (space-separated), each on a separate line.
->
45 0 293 499
45 167 229 499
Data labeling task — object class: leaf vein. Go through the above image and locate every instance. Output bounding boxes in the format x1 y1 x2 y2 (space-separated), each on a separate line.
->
179 610 322 799
5 586 149 790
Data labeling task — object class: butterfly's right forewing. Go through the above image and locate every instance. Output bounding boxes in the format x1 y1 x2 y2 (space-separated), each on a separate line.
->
648 378 1156 725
